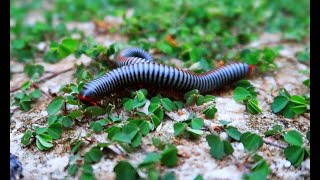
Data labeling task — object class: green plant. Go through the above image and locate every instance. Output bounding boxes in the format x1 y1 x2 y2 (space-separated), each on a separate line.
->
271 88 309 118
13 81 42 111
233 80 262 114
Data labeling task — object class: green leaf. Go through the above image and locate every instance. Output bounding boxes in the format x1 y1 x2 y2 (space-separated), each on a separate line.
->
137 90 146 101
24 64 44 79
139 121 150 136
47 97 65 116
186 94 196 106
291 104 307 114
244 50 260 65
271 96 289 113
240 132 263 152
90 121 103 133
29 89 42 99
131 133 142 147
15 92 25 100
225 126 241 141
57 38 79 59
203 95 215 103
303 79 310 88
264 125 283 136
68 110 83 120
284 130 303 147
161 98 175 111
48 123 62 140
112 132 131 144
124 99 134 111
196 95 205 106
61 116 73 128
297 51 310 62
191 118 204 130
132 97 146 109
68 164 79 176
194 175 204 180
19 101 31 111
279 88 291 98
306 131 310 142
84 147 103 163
149 103 160 113
174 101 184 109
81 163 95 180
173 122 187 136
21 129 33 145
157 42 173 54
206 134 224 160
282 102 295 118
203 106 217 119
284 145 305 168
138 152 160 168
163 172 176 180
223 140 234 155
12 39 25 49
186 128 204 137
290 95 306 105
148 169 160 180
151 115 161 128
247 99 262 114
35 126 47 135
219 120 231 126
233 87 252 102
36 134 53 149
154 108 164 121
85 106 105 116
71 140 83 154
106 126 121 140
152 137 162 148
123 125 139 140
20 81 32 90
263 47 277 63
114 161 139 180
160 145 178 167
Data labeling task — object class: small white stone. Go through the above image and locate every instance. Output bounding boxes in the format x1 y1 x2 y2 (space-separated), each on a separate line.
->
71 33 81 39
234 143 244 151
279 49 294 58
36 42 47 52
40 111 48 116
284 160 291 168
77 54 92 67
166 109 190 122
219 132 228 140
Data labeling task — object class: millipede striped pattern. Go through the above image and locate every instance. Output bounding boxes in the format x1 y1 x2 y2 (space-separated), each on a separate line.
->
79 47 253 105
116 47 154 67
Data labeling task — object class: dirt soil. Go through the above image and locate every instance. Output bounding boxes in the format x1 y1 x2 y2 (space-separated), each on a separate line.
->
10 16 310 180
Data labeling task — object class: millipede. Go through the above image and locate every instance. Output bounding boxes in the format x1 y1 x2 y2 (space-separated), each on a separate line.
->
79 47 254 105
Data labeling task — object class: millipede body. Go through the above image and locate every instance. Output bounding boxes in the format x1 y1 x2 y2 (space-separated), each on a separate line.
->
79 47 253 105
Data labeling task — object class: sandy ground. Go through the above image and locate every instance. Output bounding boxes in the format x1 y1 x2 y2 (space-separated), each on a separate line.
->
10 16 310 180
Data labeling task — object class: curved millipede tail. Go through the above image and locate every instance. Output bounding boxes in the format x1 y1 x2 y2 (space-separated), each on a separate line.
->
79 47 251 104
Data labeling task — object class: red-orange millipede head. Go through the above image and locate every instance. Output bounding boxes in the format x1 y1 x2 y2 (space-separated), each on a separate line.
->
248 65 255 76
78 94 98 106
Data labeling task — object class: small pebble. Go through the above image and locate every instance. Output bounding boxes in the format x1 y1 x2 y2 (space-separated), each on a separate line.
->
284 160 291 168
219 132 228 140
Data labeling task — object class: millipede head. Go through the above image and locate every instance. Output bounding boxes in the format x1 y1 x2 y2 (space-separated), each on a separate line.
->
79 87 99 106
248 65 255 75
78 94 99 106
